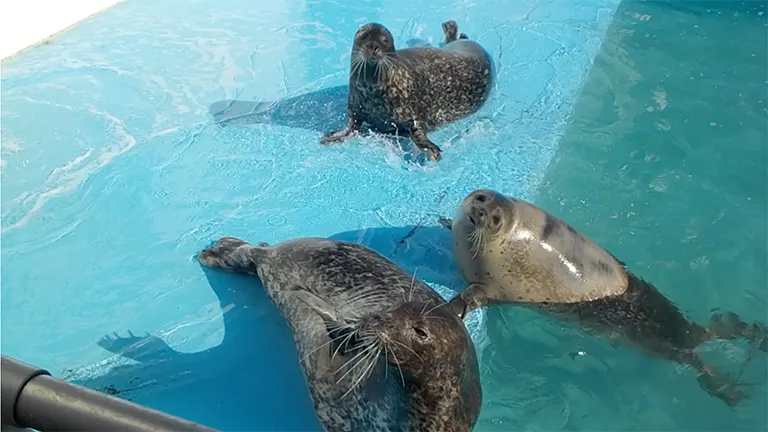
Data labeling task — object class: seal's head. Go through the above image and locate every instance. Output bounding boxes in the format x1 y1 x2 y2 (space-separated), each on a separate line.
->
359 300 481 430
352 23 396 63
360 300 474 382
453 189 515 252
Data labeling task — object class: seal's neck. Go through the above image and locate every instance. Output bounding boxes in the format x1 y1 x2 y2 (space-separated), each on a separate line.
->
404 367 480 432
350 59 388 87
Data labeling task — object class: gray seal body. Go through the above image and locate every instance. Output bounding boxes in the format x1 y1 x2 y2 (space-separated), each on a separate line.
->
199 237 482 432
321 21 494 161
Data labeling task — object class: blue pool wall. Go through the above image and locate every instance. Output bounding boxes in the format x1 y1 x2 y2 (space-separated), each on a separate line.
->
2 0 620 429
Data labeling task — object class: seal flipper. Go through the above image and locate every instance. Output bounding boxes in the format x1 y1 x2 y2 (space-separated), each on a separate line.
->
707 311 768 352
410 126 442 161
449 283 489 319
680 351 753 408
291 288 363 357
291 287 342 324
441 20 460 44
438 217 453 230
321 109 361 144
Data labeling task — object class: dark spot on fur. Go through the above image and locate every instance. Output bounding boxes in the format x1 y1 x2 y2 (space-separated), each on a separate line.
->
542 214 558 240
595 260 613 274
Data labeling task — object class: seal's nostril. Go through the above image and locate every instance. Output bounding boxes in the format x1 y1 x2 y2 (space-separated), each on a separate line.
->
468 215 476 225
477 208 487 218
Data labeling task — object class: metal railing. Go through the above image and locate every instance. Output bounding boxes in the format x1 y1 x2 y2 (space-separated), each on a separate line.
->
1 354 218 431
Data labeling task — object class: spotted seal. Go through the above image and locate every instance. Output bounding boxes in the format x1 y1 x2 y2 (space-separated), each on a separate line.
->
198 237 482 431
320 20 494 161
438 189 767 407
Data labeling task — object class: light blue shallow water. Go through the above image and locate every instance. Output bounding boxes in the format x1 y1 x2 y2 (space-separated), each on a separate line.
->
1 0 620 430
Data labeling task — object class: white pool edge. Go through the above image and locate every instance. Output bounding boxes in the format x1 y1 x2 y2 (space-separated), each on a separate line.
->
0 0 126 61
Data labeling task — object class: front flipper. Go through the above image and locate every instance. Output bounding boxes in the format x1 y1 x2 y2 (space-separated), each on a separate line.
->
291 287 342 324
438 217 453 230
442 20 460 44
410 126 442 161
448 283 488 319
320 110 360 145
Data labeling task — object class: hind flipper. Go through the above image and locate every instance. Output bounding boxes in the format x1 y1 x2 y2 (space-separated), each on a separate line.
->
708 311 767 351
198 236 261 274
676 349 752 408
438 217 453 230
696 365 753 408
441 20 459 44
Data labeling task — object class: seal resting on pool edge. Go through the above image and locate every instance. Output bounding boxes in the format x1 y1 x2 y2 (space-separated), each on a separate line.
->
320 20 494 161
438 189 768 407
198 237 481 432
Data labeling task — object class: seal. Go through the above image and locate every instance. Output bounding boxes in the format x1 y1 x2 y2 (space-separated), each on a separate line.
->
320 20 494 161
438 189 767 407
198 237 481 432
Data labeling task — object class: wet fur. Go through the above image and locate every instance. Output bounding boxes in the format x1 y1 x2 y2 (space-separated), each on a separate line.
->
441 189 768 407
321 21 494 161
198 237 481 431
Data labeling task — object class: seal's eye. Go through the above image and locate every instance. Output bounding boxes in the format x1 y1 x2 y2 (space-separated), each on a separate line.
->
492 215 501 225
380 35 389 44
413 327 428 339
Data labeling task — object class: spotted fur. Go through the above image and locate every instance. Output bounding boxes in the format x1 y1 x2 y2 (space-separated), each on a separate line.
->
321 21 494 161
199 237 482 431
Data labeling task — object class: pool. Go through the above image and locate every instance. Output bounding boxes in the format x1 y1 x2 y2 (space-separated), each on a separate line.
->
1 0 765 430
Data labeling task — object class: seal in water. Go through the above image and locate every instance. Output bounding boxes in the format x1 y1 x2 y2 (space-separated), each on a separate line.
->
438 189 767 407
198 237 481 432
320 20 494 161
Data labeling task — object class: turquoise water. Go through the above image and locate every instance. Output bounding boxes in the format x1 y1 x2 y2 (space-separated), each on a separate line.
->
1 0 765 431
478 1 767 431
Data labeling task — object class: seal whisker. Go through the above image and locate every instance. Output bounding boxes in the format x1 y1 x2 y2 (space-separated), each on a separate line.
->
386 345 407 388
423 301 449 317
335 341 380 388
341 344 382 400
300 327 358 364
387 338 424 363
329 327 362 364
408 268 419 302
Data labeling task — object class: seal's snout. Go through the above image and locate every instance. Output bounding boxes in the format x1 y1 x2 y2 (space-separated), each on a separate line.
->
468 206 486 226
366 42 380 54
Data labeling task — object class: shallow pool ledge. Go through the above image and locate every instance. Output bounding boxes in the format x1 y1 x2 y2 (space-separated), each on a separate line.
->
2 0 622 429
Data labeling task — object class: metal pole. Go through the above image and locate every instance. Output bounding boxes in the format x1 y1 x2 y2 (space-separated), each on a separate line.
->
1 355 219 432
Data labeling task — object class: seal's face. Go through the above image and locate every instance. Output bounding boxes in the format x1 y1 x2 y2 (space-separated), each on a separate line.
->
362 301 470 379
453 189 513 256
352 23 396 63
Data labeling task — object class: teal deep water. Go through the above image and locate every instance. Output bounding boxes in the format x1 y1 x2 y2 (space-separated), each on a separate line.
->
1 0 766 431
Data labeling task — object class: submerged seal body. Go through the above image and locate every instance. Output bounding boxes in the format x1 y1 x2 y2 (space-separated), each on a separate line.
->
198 237 481 432
321 21 494 161
440 189 767 407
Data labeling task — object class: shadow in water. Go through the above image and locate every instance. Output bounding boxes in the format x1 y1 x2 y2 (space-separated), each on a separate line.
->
207 37 433 135
64 223 472 430
207 38 440 166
